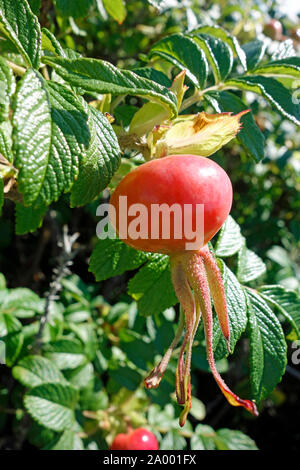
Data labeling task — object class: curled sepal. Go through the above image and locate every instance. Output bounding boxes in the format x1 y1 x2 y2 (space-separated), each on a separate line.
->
200 245 231 353
151 110 250 158
184 251 258 417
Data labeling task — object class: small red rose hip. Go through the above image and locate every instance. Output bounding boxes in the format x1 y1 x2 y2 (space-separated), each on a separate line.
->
263 19 283 40
110 433 129 450
127 428 159 450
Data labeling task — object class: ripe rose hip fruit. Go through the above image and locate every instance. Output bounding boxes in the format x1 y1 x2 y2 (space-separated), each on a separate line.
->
110 433 129 450
263 19 283 40
110 154 258 425
127 428 159 450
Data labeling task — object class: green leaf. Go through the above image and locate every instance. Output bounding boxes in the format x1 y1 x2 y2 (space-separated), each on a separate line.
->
246 289 287 402
237 245 266 283
215 429 258 450
259 285 300 340
242 40 267 70
0 313 23 366
70 106 121 207
133 67 171 88
15 203 47 235
190 33 233 82
253 57 300 79
12 355 66 388
43 339 87 370
89 237 150 281
13 69 90 206
0 56 15 121
44 430 84 450
64 362 94 389
41 27 65 57
190 424 216 450
128 254 178 316
0 0 41 68
24 383 78 431
42 56 178 118
0 287 43 318
148 33 208 89
271 39 295 61
214 215 244 257
225 75 300 126
212 260 247 359
191 25 247 70
102 0 126 24
205 90 265 162
0 120 13 162
160 430 186 450
55 0 93 19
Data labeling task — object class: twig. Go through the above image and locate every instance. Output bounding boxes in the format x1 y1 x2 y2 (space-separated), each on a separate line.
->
33 225 79 352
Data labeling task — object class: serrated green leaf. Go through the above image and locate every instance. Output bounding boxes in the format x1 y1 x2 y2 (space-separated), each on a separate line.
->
253 57 300 79
214 215 244 257
15 202 47 235
89 237 150 281
149 33 208 89
43 338 87 370
191 25 247 70
12 355 66 388
160 430 186 450
55 0 93 19
242 40 267 70
0 56 15 121
190 33 233 82
44 429 84 450
205 91 265 162
13 69 90 206
0 0 41 68
237 245 266 283
64 362 94 389
259 285 300 340
41 27 65 57
0 312 23 366
246 289 287 402
215 429 258 450
225 75 300 126
128 254 178 316
24 383 78 431
133 67 171 88
102 0 126 24
212 260 247 360
70 106 121 207
42 56 178 118
0 120 13 162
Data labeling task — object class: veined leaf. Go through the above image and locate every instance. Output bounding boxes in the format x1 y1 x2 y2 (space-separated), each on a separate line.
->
253 57 300 79
133 67 171 88
0 56 15 121
43 338 87 370
12 69 90 206
214 215 244 257
15 203 47 235
259 285 300 340
246 289 287 402
271 39 295 60
0 0 41 68
128 254 178 316
190 33 233 82
13 355 66 388
205 90 265 162
215 429 258 450
225 75 300 126
212 260 247 360
70 105 121 207
24 383 78 431
44 430 84 450
242 40 267 70
102 0 126 24
41 27 65 57
0 287 43 318
148 33 208 89
237 245 266 283
42 56 178 118
190 25 247 70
